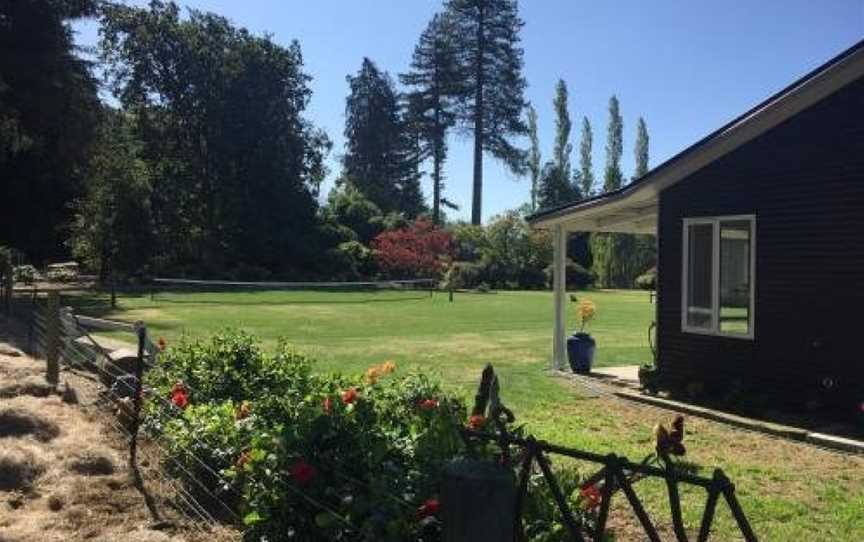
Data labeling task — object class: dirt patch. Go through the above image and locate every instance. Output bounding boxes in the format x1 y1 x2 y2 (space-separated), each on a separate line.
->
0 375 55 399
0 445 45 491
0 408 60 442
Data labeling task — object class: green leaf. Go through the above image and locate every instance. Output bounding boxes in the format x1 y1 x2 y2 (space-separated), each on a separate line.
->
243 510 263 525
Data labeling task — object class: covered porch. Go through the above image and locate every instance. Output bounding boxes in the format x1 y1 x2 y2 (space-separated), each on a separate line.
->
529 185 659 371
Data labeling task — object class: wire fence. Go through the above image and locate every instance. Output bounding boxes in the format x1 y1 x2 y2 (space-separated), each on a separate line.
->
20 293 389 537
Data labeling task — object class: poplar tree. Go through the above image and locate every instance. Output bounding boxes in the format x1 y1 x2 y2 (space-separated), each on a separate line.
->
631 116 656 282
634 116 649 179
401 13 462 224
552 79 573 181
446 0 529 224
579 116 594 197
526 105 541 211
538 80 581 209
592 95 626 287
604 95 624 191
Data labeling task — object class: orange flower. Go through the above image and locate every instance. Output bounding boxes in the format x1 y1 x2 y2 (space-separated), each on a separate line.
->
157 337 167 351
467 415 486 430
365 366 381 384
381 360 396 374
235 401 252 420
323 396 332 414
235 450 251 470
341 387 359 405
580 484 602 510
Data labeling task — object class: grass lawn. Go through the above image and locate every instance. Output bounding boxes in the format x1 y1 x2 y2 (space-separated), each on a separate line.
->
64 287 864 540
66 287 654 406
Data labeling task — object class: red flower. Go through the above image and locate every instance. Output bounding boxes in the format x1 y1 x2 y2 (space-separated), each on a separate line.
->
323 396 332 414
417 498 440 519
170 383 189 410
290 460 316 485
467 415 486 430
157 337 167 351
580 484 603 510
419 398 439 411
341 387 359 405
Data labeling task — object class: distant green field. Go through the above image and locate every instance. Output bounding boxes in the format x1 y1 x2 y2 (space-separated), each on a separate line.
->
66 287 654 408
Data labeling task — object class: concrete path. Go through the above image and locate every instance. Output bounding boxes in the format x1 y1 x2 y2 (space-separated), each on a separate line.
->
592 364 640 384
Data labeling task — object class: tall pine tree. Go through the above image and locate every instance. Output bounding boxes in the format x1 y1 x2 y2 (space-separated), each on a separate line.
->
526 105 541 211
0 0 100 263
579 116 594 197
446 0 528 224
343 58 425 217
401 13 462 224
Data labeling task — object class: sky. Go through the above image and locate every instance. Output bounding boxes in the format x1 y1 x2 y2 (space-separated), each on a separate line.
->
73 1 864 223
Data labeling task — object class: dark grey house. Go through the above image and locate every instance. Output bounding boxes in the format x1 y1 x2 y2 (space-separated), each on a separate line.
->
529 40 864 406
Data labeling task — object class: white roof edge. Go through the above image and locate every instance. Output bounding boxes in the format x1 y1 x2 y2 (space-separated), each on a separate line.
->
531 43 864 230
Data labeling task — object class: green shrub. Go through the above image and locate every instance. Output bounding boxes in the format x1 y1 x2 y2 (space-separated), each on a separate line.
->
544 260 596 290
13 265 39 284
144 330 594 541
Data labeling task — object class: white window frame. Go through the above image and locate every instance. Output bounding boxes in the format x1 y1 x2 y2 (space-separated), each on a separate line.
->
681 215 756 339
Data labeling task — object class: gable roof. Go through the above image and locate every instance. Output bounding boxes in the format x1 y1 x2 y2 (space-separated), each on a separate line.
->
528 39 864 233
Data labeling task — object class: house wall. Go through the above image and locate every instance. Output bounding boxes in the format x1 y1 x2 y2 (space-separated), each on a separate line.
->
656 75 864 401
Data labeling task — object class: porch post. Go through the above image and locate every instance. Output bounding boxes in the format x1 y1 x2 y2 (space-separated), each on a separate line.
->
552 224 567 370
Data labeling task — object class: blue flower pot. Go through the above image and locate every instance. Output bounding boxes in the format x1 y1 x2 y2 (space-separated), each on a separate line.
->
567 333 595 374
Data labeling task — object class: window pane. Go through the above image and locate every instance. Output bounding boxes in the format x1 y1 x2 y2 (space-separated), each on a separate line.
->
719 221 751 334
686 223 714 329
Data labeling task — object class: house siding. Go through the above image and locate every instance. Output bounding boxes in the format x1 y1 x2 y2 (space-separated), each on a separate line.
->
656 75 864 400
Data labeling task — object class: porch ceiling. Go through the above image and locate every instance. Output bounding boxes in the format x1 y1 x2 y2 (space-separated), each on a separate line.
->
534 188 659 234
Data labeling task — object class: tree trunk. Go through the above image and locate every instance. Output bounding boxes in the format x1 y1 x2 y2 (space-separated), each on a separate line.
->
433 90 442 225
470 4 486 226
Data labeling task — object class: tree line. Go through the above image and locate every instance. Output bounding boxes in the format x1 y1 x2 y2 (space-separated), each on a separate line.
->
1 0 653 288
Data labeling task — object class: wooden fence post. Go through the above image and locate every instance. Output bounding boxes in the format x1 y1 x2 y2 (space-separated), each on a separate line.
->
442 458 515 542
2 257 12 316
46 291 60 386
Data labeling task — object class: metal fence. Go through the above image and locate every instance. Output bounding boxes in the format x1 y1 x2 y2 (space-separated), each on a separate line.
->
464 365 757 542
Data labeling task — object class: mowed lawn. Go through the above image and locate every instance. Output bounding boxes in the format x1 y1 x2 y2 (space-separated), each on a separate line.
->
66 288 864 540
68 288 654 408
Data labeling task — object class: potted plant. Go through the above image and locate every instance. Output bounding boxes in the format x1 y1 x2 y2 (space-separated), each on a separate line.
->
567 299 596 374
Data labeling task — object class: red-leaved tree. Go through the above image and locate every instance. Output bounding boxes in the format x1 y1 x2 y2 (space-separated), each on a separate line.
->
371 218 453 278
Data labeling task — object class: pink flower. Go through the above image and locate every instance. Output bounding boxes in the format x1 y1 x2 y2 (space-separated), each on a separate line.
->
417 498 440 519
323 396 333 414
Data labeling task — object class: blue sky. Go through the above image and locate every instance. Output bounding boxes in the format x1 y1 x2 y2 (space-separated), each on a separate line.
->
74 1 863 223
